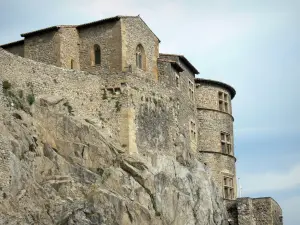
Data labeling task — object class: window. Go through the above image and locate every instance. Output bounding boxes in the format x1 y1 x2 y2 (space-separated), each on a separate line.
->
94 44 101 65
136 44 145 70
221 132 232 155
70 59 74 69
223 176 234 200
218 91 230 113
175 71 180 89
190 121 197 143
188 80 194 100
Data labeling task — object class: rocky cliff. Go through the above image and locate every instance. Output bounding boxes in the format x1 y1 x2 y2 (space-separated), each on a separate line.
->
0 48 228 225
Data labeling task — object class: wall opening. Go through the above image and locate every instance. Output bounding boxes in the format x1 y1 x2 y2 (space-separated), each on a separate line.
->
94 44 101 65
223 175 234 200
136 44 145 70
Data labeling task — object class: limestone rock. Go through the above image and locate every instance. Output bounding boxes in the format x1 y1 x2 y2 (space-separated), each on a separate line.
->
0 101 229 225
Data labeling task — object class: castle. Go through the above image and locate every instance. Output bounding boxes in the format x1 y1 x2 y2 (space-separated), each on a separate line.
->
1 15 283 224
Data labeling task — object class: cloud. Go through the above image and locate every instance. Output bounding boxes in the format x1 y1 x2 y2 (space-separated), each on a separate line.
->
240 163 300 195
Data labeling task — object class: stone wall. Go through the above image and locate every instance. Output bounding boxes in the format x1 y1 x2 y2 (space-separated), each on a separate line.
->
271 198 283 225
59 27 80 70
78 20 122 74
0 48 128 146
157 56 197 152
237 198 256 225
198 152 236 195
195 80 236 199
197 110 234 153
1 41 24 57
120 59 197 163
122 17 160 81
24 30 60 66
226 197 283 225
195 82 233 113
252 198 283 225
226 200 239 225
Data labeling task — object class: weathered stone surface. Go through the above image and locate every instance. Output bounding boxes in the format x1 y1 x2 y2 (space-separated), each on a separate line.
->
0 48 229 224
0 96 228 224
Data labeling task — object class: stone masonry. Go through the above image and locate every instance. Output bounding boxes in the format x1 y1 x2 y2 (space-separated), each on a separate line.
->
1 15 283 224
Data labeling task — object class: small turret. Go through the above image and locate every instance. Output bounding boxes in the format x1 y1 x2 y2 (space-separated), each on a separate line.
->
194 78 237 200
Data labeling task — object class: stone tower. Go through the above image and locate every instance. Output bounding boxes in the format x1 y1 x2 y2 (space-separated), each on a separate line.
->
195 78 237 200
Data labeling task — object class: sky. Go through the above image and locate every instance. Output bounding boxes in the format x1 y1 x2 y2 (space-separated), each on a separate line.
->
0 0 299 224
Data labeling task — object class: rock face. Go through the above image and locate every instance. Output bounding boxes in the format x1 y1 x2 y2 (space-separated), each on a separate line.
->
0 48 228 224
0 99 228 224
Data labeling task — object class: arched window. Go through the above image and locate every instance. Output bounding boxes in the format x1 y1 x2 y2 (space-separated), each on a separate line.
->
70 59 74 69
94 44 101 65
136 44 145 70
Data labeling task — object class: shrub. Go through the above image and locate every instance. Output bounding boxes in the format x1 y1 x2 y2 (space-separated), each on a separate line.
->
26 93 35 105
2 80 11 90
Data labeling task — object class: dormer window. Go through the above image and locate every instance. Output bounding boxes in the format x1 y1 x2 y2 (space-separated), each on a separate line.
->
136 44 145 70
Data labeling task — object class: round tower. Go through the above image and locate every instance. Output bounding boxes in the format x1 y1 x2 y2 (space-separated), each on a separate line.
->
194 78 237 200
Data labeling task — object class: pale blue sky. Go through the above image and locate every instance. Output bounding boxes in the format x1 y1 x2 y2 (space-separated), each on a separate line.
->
0 0 299 224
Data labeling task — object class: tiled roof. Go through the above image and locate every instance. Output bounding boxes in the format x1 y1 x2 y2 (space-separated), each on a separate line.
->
159 53 200 75
195 78 236 99
0 39 24 48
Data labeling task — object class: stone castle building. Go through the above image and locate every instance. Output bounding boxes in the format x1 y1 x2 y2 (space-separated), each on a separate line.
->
1 15 283 224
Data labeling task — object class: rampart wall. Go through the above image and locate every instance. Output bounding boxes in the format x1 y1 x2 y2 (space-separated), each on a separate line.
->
24 30 60 66
0 48 127 146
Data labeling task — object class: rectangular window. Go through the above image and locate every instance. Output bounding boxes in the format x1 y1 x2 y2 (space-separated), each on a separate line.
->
223 176 234 200
189 80 194 100
190 121 197 143
218 91 230 113
220 132 232 155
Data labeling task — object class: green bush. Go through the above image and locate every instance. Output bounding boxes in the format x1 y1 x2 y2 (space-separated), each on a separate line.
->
26 93 35 105
2 80 11 90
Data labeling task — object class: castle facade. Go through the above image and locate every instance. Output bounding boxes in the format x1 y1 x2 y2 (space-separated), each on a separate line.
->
1 15 282 225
